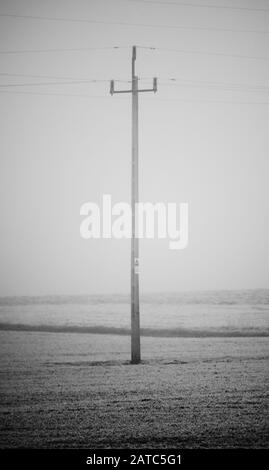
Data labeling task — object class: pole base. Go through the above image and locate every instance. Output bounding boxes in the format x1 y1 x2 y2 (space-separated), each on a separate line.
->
131 357 141 365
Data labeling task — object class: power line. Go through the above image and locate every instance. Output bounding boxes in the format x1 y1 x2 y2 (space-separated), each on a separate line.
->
0 72 107 80
0 90 112 98
155 77 269 92
0 45 268 62
142 76 269 88
0 73 267 90
158 82 269 93
0 45 155 55
0 89 269 105
0 72 131 83
147 96 269 105
0 13 269 34
0 74 267 92
0 45 128 54
141 46 269 61
0 75 267 92
128 0 269 13
1 45 268 61
0 79 131 88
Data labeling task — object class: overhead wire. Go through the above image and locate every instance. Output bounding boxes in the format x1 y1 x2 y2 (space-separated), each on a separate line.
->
0 13 268 34
0 88 268 105
0 45 129 54
128 0 269 13
138 46 269 61
0 79 130 87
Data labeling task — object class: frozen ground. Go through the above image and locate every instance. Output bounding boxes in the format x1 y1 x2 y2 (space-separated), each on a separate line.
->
0 331 268 448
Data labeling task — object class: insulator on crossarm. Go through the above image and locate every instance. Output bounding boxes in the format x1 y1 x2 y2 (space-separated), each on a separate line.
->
153 77 157 93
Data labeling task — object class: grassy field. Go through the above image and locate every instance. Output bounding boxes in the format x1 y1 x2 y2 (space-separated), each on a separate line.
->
0 331 268 448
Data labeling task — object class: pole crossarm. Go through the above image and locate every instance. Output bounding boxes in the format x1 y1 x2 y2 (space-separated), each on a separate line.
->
110 78 157 95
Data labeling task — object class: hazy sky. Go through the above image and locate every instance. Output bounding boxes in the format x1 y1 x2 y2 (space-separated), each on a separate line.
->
1 0 269 296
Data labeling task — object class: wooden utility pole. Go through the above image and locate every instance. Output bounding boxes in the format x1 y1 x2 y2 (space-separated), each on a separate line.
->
110 46 157 364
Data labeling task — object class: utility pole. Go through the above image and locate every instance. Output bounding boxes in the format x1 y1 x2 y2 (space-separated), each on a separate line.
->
110 46 157 364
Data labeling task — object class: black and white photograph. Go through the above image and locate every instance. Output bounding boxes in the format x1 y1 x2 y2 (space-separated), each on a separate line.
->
0 0 268 463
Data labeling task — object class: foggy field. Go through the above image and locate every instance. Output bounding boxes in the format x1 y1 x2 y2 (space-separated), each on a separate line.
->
1 0 269 453
0 331 268 448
